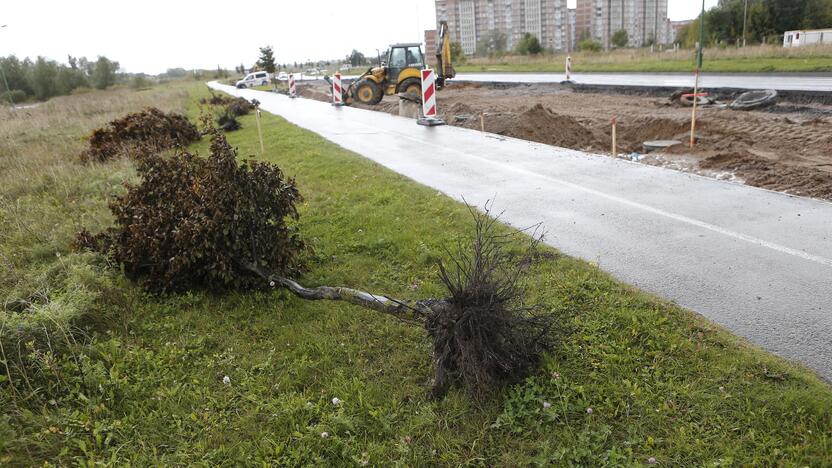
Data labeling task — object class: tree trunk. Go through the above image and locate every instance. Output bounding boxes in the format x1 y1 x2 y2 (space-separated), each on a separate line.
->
238 259 448 324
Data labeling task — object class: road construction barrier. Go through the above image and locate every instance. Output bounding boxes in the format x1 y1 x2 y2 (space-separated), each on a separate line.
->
332 73 343 106
417 68 445 126
288 74 297 98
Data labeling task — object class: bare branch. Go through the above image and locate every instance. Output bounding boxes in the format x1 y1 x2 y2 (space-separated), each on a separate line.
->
238 259 444 324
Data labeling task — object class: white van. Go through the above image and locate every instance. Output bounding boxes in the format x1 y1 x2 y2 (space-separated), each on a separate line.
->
236 71 270 88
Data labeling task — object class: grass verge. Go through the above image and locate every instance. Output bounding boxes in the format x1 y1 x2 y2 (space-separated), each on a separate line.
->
1 83 830 465
458 45 832 73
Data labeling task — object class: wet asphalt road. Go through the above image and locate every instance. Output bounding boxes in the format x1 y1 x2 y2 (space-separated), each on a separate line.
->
209 81 832 381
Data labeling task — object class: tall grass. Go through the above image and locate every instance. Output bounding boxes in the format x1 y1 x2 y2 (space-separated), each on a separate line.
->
0 84 193 399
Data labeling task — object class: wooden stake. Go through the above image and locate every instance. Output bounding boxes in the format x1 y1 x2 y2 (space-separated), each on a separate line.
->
611 116 617 156
255 107 265 154
690 69 700 148
480 111 485 132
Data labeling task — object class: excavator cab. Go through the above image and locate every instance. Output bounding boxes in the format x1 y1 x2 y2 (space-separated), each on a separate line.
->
342 21 456 106
348 44 425 105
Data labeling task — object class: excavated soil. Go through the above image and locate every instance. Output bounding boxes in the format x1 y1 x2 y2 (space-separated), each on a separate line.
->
295 81 832 202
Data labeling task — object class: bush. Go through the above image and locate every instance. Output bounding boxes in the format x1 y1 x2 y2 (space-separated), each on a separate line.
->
612 29 629 48
226 98 253 116
129 75 153 90
76 126 305 293
218 111 241 132
80 107 201 163
200 93 253 132
578 39 603 52
1 89 27 104
515 33 543 55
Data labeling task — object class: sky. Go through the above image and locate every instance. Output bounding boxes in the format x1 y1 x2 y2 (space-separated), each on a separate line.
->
1 0 719 75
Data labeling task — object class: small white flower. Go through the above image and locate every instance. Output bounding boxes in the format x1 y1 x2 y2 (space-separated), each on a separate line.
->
320 431 329 438
647 457 657 464
331 397 341 406
269 281 275 287
222 375 231 385
542 401 551 409
586 407 593 414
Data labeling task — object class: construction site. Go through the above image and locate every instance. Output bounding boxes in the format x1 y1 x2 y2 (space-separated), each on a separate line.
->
295 78 832 201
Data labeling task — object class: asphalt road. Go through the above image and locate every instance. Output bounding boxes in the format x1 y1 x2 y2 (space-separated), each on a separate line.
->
456 72 832 92
209 82 832 381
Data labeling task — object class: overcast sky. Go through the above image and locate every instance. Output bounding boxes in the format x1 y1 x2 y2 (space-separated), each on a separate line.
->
1 0 719 74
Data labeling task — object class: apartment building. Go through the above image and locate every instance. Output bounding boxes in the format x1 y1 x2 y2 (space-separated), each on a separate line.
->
436 0 569 55
574 0 671 49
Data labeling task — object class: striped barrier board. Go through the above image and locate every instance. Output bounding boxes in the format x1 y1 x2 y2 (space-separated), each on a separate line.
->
417 68 445 126
332 73 343 106
289 74 296 98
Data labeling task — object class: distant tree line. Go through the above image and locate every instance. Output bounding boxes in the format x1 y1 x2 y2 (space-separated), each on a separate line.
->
679 0 832 47
1 55 119 103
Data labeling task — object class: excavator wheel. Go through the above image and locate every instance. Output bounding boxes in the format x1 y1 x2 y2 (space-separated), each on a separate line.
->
398 78 422 97
353 79 383 105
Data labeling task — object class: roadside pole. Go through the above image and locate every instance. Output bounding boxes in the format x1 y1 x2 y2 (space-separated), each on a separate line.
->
252 99 265 154
690 0 705 148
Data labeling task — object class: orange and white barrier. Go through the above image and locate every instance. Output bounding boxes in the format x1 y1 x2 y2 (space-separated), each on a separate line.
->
332 72 343 106
288 74 296 98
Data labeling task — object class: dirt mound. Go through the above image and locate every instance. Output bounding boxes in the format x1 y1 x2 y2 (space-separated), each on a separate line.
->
617 118 695 152
457 104 603 150
702 151 832 199
446 102 475 115
81 108 201 163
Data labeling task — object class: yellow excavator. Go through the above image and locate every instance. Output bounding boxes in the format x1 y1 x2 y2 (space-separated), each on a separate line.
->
334 21 455 105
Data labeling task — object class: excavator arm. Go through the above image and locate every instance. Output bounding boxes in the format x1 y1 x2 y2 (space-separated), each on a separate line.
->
435 20 455 89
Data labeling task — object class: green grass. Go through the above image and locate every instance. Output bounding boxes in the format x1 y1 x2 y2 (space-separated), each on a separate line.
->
459 56 832 73
1 83 831 465
458 45 832 73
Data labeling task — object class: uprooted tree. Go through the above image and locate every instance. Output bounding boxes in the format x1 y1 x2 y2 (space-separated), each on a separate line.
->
80 107 201 163
199 92 254 132
76 126 557 398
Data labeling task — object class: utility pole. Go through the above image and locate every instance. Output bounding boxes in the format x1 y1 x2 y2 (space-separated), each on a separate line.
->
0 24 14 107
742 0 749 47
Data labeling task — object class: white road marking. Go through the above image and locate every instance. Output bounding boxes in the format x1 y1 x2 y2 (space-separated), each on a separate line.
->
383 127 832 269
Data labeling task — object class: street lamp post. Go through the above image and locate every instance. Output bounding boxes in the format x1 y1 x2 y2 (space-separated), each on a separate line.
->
0 24 14 107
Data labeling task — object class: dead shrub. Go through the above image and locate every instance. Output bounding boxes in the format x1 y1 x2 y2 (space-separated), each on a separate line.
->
218 111 241 132
201 92 253 131
80 107 200 163
426 206 557 398
76 123 304 293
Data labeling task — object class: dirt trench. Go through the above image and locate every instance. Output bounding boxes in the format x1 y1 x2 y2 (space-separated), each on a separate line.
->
295 81 832 202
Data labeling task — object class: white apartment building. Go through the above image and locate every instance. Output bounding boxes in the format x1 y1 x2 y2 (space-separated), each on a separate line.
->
575 0 671 49
437 0 570 55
